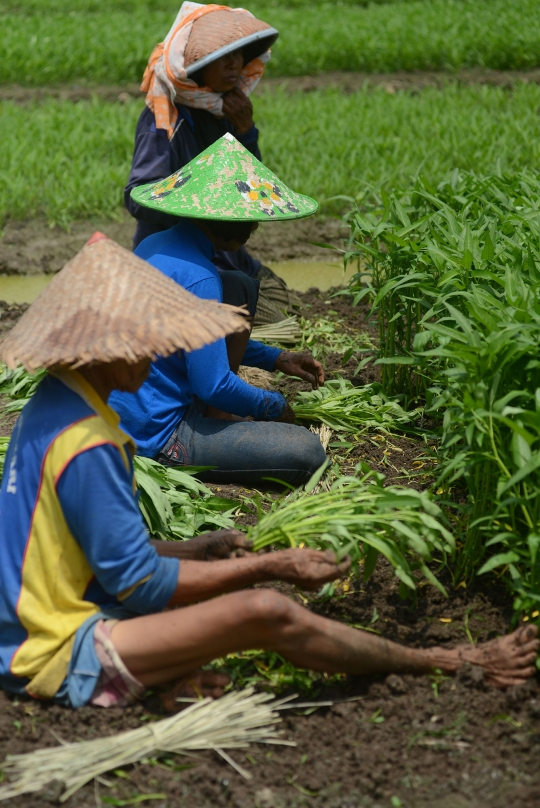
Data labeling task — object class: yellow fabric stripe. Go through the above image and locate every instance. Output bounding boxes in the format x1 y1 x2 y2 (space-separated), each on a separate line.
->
117 573 152 602
25 637 76 701
51 368 136 464
11 416 130 699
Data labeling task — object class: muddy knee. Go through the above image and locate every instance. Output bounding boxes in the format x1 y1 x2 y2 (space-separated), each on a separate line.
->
244 589 297 634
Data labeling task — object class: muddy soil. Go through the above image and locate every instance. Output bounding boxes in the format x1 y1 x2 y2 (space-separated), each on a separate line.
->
0 300 28 332
3 67 540 105
1 564 539 808
1 292 540 808
0 213 347 275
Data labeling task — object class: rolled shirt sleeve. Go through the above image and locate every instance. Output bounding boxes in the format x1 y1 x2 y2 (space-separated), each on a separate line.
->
56 443 178 614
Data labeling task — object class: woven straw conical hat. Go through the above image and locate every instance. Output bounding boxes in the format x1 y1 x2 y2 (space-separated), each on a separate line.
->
0 233 248 372
132 133 318 221
184 8 278 76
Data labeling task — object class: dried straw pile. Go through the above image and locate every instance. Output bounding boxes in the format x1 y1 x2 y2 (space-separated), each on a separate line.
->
0 688 295 802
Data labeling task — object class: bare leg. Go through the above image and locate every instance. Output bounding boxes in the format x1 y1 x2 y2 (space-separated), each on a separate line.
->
204 328 252 420
110 590 539 688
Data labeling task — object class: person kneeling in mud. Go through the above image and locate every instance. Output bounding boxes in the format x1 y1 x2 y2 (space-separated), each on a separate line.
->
0 234 537 712
110 135 327 489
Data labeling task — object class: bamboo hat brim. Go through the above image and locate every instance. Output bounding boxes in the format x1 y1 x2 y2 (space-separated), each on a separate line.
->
0 233 249 372
131 133 318 221
184 9 278 76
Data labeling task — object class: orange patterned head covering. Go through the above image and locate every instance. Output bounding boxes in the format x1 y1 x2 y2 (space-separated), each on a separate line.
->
141 2 278 139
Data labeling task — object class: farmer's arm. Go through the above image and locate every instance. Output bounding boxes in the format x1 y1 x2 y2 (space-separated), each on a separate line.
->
242 343 325 389
186 337 287 419
56 445 348 605
183 277 287 420
57 445 178 613
167 549 351 606
150 529 252 560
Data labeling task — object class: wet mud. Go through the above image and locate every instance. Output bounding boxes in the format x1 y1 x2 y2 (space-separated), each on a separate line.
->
0 213 347 276
1 562 539 808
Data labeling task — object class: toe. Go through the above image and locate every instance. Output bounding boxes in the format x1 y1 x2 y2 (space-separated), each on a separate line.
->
517 625 539 644
486 668 536 687
516 646 540 662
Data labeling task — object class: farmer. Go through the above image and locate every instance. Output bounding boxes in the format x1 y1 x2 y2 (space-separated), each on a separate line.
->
110 134 327 488
125 1 294 324
0 235 537 711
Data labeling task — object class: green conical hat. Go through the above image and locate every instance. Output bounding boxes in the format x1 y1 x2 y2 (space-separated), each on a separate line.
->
131 133 318 221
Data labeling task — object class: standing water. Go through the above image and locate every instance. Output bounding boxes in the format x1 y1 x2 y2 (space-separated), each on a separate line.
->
0 261 355 305
0 275 54 304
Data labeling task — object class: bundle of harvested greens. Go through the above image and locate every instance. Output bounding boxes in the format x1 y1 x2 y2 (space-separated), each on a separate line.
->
0 688 295 802
248 466 454 595
134 456 241 539
292 378 422 435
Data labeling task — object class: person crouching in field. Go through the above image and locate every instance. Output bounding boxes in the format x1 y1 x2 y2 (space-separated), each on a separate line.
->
0 234 537 711
110 135 327 488
126 1 296 325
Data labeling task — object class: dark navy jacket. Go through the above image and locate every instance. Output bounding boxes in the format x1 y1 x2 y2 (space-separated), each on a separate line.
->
124 104 262 276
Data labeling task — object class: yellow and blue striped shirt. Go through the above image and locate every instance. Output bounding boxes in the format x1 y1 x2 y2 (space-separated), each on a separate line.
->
0 370 178 700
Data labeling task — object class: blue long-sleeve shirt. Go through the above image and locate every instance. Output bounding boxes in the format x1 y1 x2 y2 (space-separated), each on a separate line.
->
109 220 286 457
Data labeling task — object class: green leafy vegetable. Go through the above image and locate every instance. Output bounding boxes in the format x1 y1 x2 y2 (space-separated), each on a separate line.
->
292 378 422 435
248 465 454 596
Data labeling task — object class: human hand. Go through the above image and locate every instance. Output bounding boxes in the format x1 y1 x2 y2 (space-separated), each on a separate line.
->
274 350 325 389
153 530 253 561
274 402 296 424
185 529 253 560
160 669 231 713
269 548 351 591
222 87 254 134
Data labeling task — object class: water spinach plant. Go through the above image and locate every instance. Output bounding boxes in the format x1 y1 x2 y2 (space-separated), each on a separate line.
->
0 364 45 412
292 378 422 436
248 465 454 597
133 456 241 539
345 169 540 616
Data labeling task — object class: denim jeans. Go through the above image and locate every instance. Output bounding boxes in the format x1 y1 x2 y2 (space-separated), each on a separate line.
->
157 402 327 488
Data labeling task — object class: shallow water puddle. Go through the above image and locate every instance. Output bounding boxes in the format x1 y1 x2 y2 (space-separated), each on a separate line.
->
0 261 356 304
0 274 54 304
265 260 355 291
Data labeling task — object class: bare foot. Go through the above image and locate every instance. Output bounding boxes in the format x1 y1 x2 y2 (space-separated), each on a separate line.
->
430 625 539 687
160 669 231 713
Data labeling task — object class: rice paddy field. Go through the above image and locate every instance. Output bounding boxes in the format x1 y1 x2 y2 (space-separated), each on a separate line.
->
2 0 540 806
